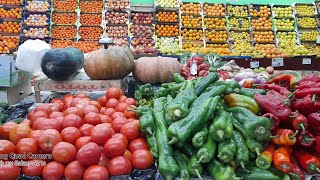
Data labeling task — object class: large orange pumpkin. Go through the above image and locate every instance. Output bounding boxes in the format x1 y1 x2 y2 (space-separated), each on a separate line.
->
84 47 134 80
133 57 181 84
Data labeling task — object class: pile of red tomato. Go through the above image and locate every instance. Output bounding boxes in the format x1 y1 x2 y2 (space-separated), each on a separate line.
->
0 87 154 180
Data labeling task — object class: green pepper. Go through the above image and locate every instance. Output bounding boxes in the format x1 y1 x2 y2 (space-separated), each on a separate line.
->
224 93 260 114
192 124 209 148
153 97 179 180
190 85 226 109
154 87 170 98
174 151 190 180
196 135 216 163
161 82 177 88
268 167 291 180
133 106 151 118
172 72 186 83
134 90 143 101
232 130 249 169
146 133 158 158
167 96 220 145
138 83 154 97
0 102 8 110
188 154 203 179
207 159 239 180
228 107 271 142
217 138 237 163
139 111 155 135
179 143 197 158
240 87 266 98
0 114 8 123
214 79 241 94
194 72 219 96
164 95 173 126
210 111 233 142
168 82 184 91
236 166 281 180
167 80 197 121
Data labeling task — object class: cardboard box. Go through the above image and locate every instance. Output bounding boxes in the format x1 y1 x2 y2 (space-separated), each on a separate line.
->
0 55 33 87
0 80 32 106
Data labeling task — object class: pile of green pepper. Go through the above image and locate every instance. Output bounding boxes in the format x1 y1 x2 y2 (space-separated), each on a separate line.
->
135 72 289 180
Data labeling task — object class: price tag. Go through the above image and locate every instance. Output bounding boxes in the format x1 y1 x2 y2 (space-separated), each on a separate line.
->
190 61 197 75
302 58 312 65
272 58 284 67
250 61 259 68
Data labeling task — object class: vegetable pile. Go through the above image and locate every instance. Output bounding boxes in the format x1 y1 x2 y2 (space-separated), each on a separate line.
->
134 71 320 180
0 88 154 180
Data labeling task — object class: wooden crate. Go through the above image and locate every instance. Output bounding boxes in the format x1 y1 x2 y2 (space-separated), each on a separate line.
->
34 71 127 103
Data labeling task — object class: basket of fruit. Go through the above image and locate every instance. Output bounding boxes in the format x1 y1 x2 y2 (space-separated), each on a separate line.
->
229 30 252 42
250 17 273 31
79 26 103 40
155 10 179 23
0 35 19 54
131 11 154 25
80 13 102 26
51 25 77 39
181 14 202 28
112 37 129 47
273 18 296 31
252 30 276 44
106 11 129 25
299 29 319 42
130 37 155 48
106 0 130 10
228 17 250 30
226 4 249 17
51 12 78 26
22 26 50 39
294 3 316 17
0 7 22 19
106 24 128 38
203 3 226 17
297 16 318 29
180 2 201 16
24 0 51 12
272 5 294 19
130 24 154 38
80 0 103 13
0 20 21 35
205 29 229 43
249 4 271 17
53 0 78 12
203 16 226 30
155 24 179 37
181 28 204 41
155 0 178 9
23 12 50 27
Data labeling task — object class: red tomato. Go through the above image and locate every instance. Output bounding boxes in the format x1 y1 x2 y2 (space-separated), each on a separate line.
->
107 156 132 176
42 161 65 180
76 142 101 167
119 95 127 102
34 104 52 115
29 111 48 124
48 103 62 112
83 105 99 114
91 101 102 111
37 129 62 153
112 133 128 147
75 99 92 109
20 119 31 127
106 87 122 100
100 115 112 124
61 127 81 144
27 110 34 120
124 98 137 106
49 111 64 119
27 130 43 139
115 103 128 112
131 149 154 170
123 150 132 161
104 138 126 158
0 122 17 139
75 93 88 99
90 124 115 145
16 138 38 155
97 96 107 107
124 106 137 119
79 124 94 136
106 98 119 109
64 161 86 180
120 122 141 142
83 112 101 125
84 165 109 180
98 153 109 167
52 142 77 164
62 114 83 129
51 98 64 106
63 107 84 119
101 108 116 117
33 118 62 132
128 138 149 153
69 97 83 107
22 160 44 176
63 100 72 110
111 117 129 133
9 124 31 144
0 140 15 154
63 94 74 101
111 112 125 120
75 136 92 150
0 164 20 180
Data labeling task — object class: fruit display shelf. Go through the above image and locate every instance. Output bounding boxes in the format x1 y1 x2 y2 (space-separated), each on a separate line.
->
80 12 103 26
155 0 178 9
252 30 276 44
79 26 104 40
228 30 252 42
51 25 77 39
80 0 103 13
105 11 129 25
180 14 202 28
105 0 130 11
272 5 294 19
249 4 272 17
50 39 102 53
296 16 318 29
105 9 129 46
156 36 181 55
179 2 202 16
203 3 226 17
0 35 19 54
23 12 50 27
273 18 297 31
0 19 21 35
205 42 232 56
156 9 179 24
0 6 22 20
226 4 249 17
205 29 229 43
298 29 319 42
276 30 298 45
51 11 78 26
203 16 227 30
227 17 250 30
250 17 273 31
294 3 317 17
52 0 78 12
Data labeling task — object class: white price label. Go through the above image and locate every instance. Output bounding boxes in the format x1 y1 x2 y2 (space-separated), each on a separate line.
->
190 62 197 75
302 58 312 65
272 58 284 67
250 61 259 68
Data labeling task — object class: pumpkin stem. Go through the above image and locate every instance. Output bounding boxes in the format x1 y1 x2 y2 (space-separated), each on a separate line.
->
169 71 175 76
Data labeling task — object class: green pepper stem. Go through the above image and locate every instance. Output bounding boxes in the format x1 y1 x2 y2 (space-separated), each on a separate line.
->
298 124 305 133
254 126 266 137
288 90 298 99
288 172 300 179
256 156 271 169
284 99 291 106
146 128 153 136
216 130 225 140
289 130 299 140
173 109 182 118
289 110 299 118
269 134 280 139
304 137 315 142
312 94 317 102
198 155 205 164
168 137 178 145
316 167 320 174
255 147 261 156
240 162 248 171
195 170 203 180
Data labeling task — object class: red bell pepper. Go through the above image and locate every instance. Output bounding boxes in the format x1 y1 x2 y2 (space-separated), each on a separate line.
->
289 157 305 180
298 74 320 85
295 88 320 98
262 113 280 131
257 84 292 96
297 130 315 148
266 90 291 107
288 111 308 132
273 146 293 173
271 129 298 146
315 136 320 154
292 94 318 116
296 81 320 90
294 148 320 174
266 74 297 89
307 112 320 136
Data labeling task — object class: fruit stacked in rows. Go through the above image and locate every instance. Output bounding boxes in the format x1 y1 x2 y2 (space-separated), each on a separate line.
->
26 0 50 12
204 17 226 30
52 13 77 25
155 24 179 37
255 44 286 58
181 15 202 28
53 0 77 12
206 45 232 56
156 0 177 8
253 31 274 43
156 37 181 55
231 41 265 58
51 26 77 39
0 35 19 53
274 19 295 31
106 26 128 38
298 17 317 29
130 38 155 48
180 2 201 15
131 12 154 25
79 27 103 39
249 5 271 17
0 0 21 5
22 27 49 38
300 30 319 41
182 41 203 49
227 5 248 17
0 7 21 19
181 28 203 41
130 25 154 38
273 6 293 18
80 14 102 26
228 18 249 30
205 30 228 43
24 14 49 27
295 5 315 16
206 43 228 49
156 11 178 23
0 21 20 33
106 12 128 25
203 3 225 16
229 31 251 41
106 0 129 10
51 39 102 53
251 17 272 31
277 31 297 43
113 38 129 47
80 1 103 13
